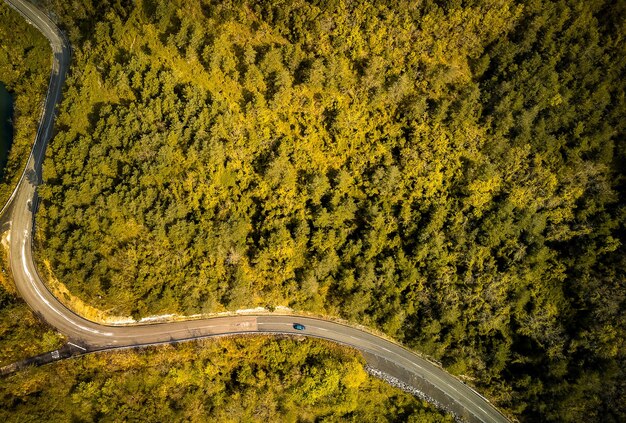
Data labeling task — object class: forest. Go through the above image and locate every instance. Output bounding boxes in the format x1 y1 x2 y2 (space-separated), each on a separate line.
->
27 0 626 421
0 336 449 422
0 1 50 207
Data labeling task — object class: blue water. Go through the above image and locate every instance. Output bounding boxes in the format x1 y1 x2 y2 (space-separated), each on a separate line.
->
0 82 13 180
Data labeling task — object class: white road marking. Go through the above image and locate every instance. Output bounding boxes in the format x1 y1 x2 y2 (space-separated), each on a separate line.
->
68 342 86 351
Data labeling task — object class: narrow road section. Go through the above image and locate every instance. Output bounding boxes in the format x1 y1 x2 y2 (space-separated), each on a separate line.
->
1 1 509 422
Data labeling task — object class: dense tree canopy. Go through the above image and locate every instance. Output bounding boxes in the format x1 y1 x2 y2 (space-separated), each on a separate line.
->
0 337 449 422
33 0 626 421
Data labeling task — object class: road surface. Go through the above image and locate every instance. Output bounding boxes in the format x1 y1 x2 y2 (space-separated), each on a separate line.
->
0 1 510 422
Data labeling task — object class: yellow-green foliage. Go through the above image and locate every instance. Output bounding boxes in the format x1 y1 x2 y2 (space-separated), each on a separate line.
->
0 2 50 207
0 337 450 422
35 0 625 421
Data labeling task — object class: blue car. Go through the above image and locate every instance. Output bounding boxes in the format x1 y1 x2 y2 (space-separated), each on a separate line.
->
293 323 306 331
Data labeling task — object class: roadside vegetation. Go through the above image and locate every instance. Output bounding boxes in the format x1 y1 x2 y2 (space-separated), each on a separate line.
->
0 254 65 366
30 0 626 421
0 336 450 422
0 2 50 208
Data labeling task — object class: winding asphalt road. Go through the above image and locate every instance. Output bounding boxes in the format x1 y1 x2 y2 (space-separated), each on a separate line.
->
1 1 510 422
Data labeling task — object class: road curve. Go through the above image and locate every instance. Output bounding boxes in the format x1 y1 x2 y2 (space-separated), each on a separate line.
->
1 1 509 422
